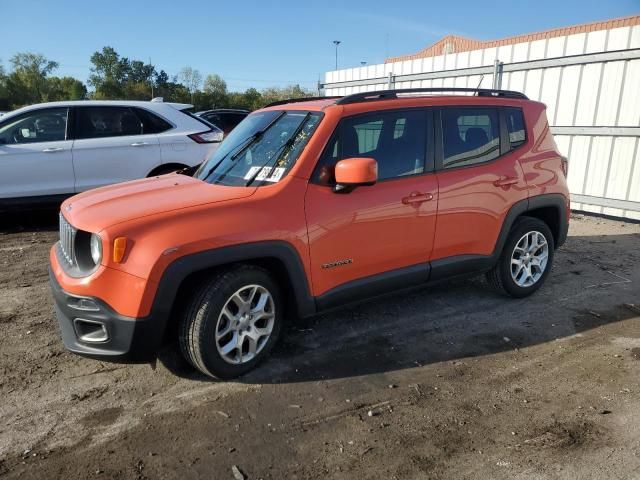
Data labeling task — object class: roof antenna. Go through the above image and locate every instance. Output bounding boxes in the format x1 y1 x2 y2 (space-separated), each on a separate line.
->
475 75 484 94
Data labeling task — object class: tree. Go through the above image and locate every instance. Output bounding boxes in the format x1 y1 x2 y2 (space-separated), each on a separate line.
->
9 52 59 104
203 74 228 108
89 46 131 98
260 84 313 107
180 66 202 104
0 62 8 110
46 76 87 101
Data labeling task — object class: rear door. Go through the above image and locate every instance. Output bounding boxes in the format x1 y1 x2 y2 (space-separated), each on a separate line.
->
71 106 161 191
432 106 528 262
0 107 74 199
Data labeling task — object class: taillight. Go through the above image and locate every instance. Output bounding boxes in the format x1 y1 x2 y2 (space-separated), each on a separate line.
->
189 129 223 144
560 156 569 177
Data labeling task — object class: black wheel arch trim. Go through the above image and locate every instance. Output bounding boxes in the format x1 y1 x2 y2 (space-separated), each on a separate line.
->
147 240 316 349
429 193 568 282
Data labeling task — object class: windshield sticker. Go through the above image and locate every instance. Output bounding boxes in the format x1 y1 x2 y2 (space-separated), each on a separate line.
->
243 166 286 182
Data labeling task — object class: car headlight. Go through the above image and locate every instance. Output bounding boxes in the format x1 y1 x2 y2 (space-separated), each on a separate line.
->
90 234 102 265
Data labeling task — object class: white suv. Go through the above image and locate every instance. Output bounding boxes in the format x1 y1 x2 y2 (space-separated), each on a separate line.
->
0 100 223 209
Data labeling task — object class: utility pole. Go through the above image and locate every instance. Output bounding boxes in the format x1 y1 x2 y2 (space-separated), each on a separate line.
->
333 40 341 70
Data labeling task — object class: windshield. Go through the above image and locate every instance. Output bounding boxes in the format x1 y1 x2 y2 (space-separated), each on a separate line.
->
195 110 322 186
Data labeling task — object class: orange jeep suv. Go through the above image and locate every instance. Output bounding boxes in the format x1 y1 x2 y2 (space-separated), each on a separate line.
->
49 88 570 379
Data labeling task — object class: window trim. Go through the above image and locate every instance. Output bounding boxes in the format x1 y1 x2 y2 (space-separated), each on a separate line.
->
311 106 436 185
435 105 525 173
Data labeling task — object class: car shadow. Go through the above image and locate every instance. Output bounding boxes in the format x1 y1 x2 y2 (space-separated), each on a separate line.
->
158 231 640 384
0 208 59 233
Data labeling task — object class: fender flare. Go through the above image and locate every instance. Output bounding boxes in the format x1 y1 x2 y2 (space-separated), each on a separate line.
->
147 241 316 349
493 193 569 257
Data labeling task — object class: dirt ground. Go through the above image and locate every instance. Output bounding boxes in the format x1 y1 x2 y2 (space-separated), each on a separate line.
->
0 211 639 480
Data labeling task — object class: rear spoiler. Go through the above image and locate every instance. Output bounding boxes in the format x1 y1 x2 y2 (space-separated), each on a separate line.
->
151 97 193 111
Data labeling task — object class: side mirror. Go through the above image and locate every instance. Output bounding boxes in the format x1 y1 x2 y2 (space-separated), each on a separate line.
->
333 157 378 193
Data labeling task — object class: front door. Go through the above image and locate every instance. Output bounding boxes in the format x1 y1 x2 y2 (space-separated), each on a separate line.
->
305 108 438 300
0 107 74 200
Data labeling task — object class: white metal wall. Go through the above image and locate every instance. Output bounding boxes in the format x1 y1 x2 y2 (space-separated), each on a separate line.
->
323 25 640 220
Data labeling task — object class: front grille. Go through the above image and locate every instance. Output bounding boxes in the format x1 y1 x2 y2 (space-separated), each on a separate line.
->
59 213 77 266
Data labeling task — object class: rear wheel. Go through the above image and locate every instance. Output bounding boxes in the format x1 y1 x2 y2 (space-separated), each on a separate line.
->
486 217 554 298
179 265 283 379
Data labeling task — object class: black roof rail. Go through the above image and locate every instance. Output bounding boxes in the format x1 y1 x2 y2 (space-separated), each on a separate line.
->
335 87 528 105
264 96 341 108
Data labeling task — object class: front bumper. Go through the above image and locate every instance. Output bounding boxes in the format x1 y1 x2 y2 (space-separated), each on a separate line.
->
49 267 162 362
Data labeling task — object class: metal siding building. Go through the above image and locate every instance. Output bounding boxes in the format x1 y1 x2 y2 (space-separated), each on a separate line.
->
322 16 640 220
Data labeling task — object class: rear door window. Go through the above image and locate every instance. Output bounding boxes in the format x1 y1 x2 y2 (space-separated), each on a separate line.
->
75 107 143 139
441 107 500 168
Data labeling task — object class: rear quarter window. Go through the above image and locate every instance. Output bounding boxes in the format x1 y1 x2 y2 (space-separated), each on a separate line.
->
505 107 526 149
133 108 173 134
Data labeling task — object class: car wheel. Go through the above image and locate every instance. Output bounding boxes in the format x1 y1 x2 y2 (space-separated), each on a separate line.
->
179 265 283 379
486 217 555 298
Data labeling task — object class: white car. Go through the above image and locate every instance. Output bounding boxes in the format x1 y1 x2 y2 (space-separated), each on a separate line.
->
0 100 223 209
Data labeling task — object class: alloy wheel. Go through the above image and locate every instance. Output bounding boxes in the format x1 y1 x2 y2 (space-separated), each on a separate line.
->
510 231 549 287
215 284 275 365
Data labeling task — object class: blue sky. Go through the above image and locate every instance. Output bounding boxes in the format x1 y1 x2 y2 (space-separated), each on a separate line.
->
1 0 638 91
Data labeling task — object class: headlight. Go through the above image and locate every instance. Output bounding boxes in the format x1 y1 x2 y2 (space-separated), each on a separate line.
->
90 234 102 265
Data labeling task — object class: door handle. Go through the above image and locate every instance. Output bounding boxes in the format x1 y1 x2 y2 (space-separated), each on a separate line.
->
493 176 519 187
402 192 434 205
42 147 64 153
130 142 150 147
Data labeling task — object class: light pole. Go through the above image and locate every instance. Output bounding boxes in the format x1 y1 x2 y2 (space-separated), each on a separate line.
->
333 40 341 70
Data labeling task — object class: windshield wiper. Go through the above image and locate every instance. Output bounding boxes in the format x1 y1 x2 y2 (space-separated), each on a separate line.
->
201 111 286 181
245 112 311 187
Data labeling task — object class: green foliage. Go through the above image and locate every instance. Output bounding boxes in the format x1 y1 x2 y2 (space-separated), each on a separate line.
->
89 46 154 100
0 47 316 113
45 76 87 101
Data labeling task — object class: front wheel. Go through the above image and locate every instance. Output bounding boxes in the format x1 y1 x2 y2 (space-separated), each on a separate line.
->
179 265 283 379
486 217 555 298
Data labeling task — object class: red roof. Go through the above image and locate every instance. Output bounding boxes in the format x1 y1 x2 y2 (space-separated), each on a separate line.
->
386 14 640 63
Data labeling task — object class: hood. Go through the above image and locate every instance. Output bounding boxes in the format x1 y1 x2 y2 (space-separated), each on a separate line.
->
62 174 256 232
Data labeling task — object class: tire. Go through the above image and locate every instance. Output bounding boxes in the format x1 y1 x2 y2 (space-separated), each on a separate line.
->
486 216 555 298
179 265 283 379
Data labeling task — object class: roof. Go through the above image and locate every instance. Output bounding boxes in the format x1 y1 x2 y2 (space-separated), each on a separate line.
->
3 100 193 119
197 109 250 114
386 14 640 63
262 98 337 111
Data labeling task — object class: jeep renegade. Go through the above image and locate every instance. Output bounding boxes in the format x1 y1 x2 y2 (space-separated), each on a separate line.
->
49 88 570 379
